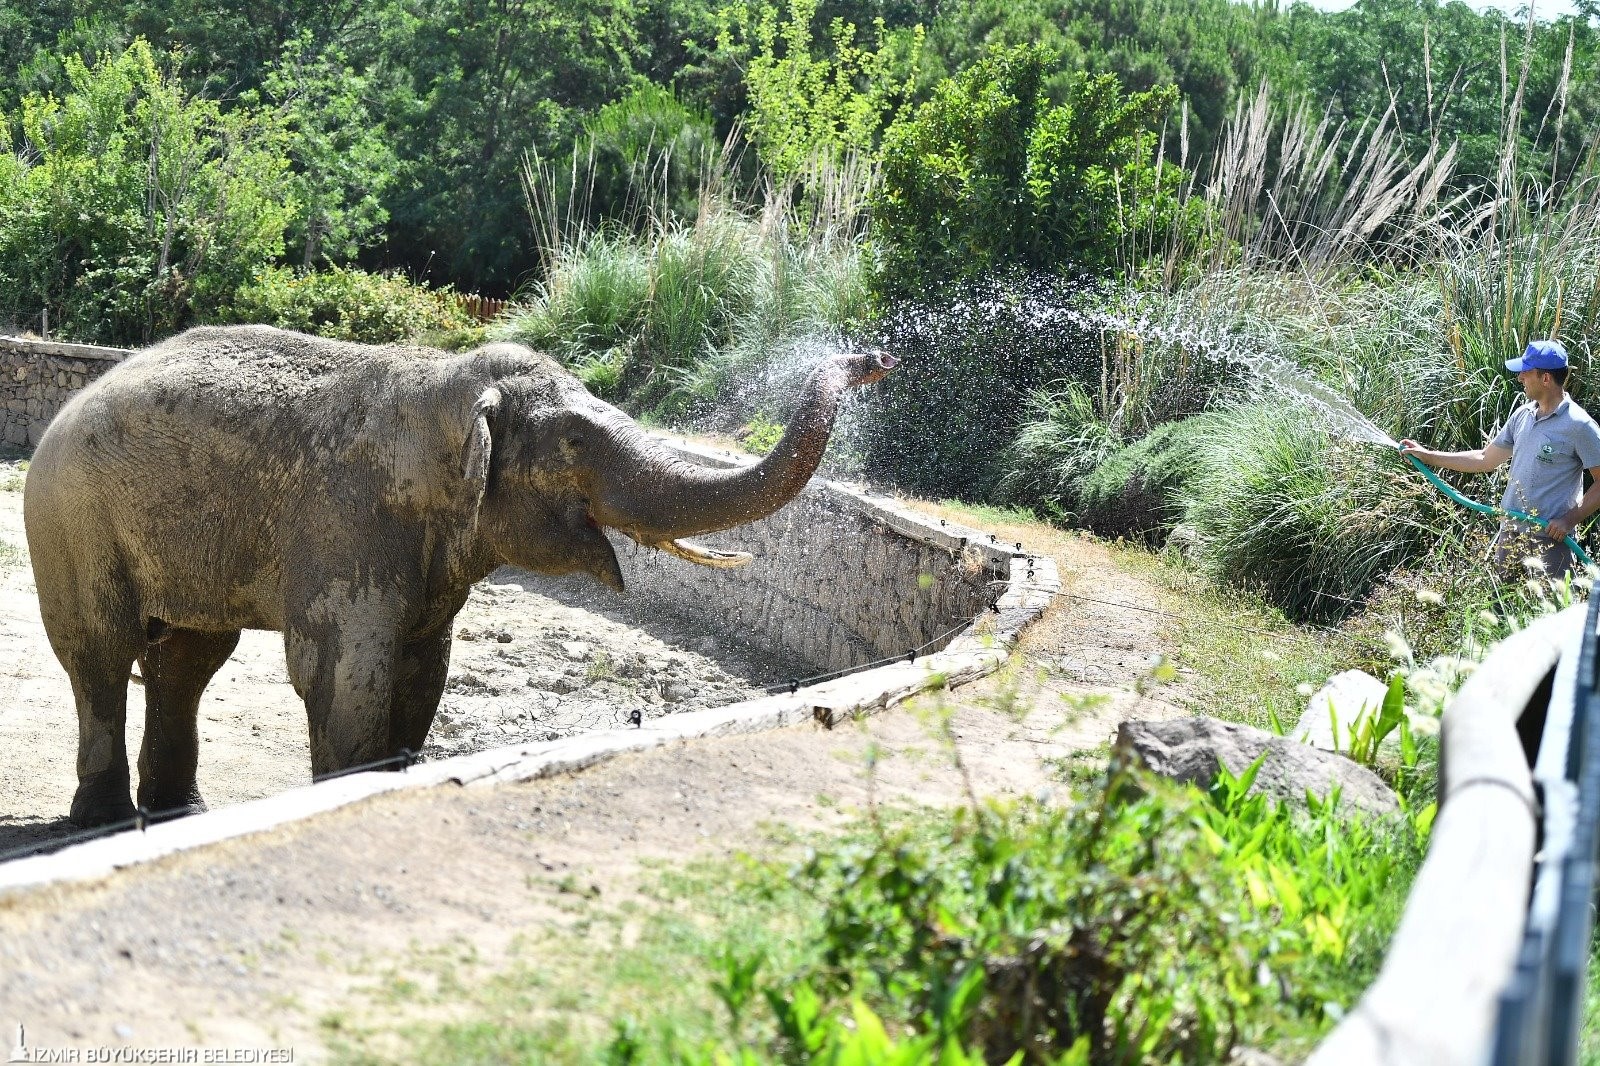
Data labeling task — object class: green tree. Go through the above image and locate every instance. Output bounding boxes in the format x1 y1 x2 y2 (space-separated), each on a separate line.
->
0 39 295 344
579 83 721 225
717 0 914 177
252 32 396 266
872 43 1188 296
383 0 643 294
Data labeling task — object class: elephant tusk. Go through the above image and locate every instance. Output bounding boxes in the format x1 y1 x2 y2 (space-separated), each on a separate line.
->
655 537 753 569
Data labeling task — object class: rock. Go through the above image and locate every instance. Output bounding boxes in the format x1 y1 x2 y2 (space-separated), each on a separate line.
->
1227 1049 1285 1066
538 675 579 695
1116 716 1400 817
663 680 699 702
1294 669 1429 756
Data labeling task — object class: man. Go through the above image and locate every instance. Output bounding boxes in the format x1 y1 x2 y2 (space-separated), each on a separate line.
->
1400 339 1600 580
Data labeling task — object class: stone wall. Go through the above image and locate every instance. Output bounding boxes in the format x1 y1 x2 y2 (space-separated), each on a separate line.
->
0 337 128 449
598 444 1012 677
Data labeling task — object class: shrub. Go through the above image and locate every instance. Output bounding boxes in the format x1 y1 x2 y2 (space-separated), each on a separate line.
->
872 45 1196 300
1179 404 1441 622
995 383 1123 522
623 763 1430 1064
221 266 471 345
0 40 295 346
1078 413 1231 539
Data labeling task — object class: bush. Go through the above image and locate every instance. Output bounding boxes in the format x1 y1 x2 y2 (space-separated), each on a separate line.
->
1078 413 1231 540
220 266 472 345
855 274 1106 498
1179 404 1441 622
0 40 295 346
996 383 1123 521
618 763 1430 1064
872 45 1197 300
859 273 1233 501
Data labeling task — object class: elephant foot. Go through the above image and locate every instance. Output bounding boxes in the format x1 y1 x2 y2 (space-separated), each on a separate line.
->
136 783 208 822
69 770 137 828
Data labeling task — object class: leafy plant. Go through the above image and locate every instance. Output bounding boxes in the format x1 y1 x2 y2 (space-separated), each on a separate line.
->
220 266 470 344
1334 674 1409 768
717 0 912 179
0 39 296 345
872 45 1196 299
737 414 786 455
693 766 1431 1064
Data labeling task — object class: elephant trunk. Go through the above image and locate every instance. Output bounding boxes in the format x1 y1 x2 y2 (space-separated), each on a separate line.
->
590 350 896 544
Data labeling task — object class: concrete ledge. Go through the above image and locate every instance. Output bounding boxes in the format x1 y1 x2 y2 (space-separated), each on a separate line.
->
0 516 1059 898
0 335 130 363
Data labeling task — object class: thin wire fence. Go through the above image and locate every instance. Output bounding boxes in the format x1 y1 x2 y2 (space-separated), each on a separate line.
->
0 749 421 867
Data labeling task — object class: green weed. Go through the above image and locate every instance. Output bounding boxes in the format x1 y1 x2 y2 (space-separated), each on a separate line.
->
0 538 24 570
736 414 785 455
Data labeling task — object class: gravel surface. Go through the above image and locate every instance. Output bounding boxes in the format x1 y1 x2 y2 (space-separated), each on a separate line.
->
426 571 802 760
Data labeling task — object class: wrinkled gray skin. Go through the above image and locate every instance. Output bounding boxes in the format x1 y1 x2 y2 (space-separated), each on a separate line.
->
24 325 895 827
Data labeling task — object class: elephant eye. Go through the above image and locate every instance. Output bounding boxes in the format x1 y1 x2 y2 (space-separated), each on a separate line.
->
564 435 586 449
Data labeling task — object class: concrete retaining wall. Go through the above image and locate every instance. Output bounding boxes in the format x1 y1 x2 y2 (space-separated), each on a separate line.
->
602 448 1008 676
0 337 127 448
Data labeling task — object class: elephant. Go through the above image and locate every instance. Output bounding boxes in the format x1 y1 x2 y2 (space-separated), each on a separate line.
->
23 325 897 827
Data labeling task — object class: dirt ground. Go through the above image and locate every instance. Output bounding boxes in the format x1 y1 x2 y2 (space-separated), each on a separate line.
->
0 460 1192 1062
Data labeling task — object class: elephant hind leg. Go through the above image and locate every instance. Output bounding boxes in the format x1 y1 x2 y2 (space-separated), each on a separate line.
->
57 635 142 828
136 627 241 818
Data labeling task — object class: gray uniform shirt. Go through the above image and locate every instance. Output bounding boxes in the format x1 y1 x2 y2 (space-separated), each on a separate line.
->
1491 396 1600 524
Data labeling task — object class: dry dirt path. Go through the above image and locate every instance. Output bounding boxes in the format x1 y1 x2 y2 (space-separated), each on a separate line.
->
0 476 1194 1063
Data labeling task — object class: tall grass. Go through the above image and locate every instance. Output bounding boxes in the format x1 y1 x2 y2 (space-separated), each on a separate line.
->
1178 406 1441 620
503 144 872 423
1003 43 1600 618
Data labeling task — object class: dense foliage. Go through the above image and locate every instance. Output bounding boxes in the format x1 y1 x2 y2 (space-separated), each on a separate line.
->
872 45 1193 297
0 40 293 345
601 760 1433 1064
2 0 1596 300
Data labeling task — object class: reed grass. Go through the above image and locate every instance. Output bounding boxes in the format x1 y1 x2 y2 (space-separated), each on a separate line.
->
503 137 871 423
1012 49 1600 619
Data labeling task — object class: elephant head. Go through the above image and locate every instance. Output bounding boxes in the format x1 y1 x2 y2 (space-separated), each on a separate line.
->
468 348 898 590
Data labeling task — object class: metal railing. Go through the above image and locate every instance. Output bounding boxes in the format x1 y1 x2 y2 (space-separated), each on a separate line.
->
1493 591 1600 1064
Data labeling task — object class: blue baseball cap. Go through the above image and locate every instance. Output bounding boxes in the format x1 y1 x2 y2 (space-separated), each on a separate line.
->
1506 339 1569 372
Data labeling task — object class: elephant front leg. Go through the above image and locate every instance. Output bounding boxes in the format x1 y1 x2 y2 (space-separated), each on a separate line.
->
284 616 403 780
391 630 454 758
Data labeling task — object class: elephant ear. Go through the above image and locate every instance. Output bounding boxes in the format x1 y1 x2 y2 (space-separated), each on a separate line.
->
462 386 503 497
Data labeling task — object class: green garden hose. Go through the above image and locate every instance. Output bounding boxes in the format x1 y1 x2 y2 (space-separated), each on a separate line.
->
1402 451 1594 567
